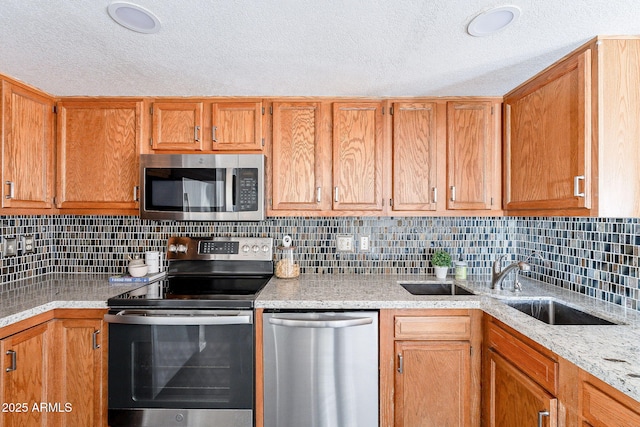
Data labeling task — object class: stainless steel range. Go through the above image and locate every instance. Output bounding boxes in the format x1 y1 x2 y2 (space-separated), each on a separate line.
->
105 236 273 427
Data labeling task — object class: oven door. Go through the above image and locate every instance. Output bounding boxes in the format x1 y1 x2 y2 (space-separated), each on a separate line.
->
105 309 254 427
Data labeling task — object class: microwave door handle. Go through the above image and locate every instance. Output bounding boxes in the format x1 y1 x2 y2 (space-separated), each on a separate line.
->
225 168 234 212
183 193 190 212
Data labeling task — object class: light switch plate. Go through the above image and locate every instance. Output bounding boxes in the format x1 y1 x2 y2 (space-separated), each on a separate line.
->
336 234 354 252
3 236 18 257
360 235 370 252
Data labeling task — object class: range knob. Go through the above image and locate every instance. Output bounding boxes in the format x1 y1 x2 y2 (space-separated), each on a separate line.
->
262 245 270 253
168 244 178 253
242 244 251 253
177 244 188 253
252 245 260 253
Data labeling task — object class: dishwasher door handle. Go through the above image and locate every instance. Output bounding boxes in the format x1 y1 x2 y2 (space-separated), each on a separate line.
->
268 316 373 328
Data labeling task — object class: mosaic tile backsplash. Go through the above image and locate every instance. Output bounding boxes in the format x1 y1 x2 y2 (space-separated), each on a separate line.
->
1 215 639 310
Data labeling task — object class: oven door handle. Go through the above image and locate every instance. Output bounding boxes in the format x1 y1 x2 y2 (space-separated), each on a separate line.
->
104 311 253 326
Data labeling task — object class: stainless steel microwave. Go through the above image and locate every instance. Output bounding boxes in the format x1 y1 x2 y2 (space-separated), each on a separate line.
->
140 154 265 221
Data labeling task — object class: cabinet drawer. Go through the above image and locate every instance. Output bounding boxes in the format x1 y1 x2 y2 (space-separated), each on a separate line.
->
582 382 640 427
394 316 470 340
487 323 558 394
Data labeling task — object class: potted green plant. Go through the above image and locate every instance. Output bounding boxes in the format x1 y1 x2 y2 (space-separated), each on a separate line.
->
431 249 452 279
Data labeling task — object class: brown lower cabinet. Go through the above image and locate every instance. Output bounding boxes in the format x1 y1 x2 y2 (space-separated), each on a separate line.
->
380 309 482 427
0 309 106 427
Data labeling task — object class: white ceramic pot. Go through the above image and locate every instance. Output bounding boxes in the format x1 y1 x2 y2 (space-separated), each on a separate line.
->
434 266 448 279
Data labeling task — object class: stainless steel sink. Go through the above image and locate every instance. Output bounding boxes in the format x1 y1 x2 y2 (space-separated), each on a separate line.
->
400 282 475 296
502 298 617 325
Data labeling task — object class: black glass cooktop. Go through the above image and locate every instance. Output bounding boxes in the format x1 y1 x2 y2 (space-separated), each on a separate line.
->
107 275 271 309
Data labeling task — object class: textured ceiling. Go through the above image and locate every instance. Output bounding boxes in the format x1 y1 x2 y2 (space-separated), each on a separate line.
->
1 0 639 97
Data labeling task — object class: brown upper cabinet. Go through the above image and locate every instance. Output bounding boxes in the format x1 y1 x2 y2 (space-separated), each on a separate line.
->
389 99 501 216
151 101 204 151
269 98 501 217
504 36 640 217
56 99 143 214
150 100 263 152
270 102 331 211
332 102 385 212
391 102 439 211
1 80 55 211
446 101 496 210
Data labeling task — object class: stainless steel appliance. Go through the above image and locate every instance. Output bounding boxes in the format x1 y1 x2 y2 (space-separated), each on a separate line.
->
140 154 265 221
262 311 379 427
106 236 273 427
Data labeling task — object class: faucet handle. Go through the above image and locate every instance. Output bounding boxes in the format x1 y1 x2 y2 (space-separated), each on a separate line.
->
493 254 509 273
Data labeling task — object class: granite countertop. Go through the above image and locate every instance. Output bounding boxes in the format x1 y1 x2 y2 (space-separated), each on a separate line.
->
1 272 639 404
0 273 142 328
257 274 640 402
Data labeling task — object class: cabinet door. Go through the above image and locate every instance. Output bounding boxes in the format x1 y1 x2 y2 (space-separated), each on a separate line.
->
447 101 493 210
332 102 384 211
0 323 49 427
151 102 204 151
395 341 471 427
211 102 262 151
271 102 329 211
487 350 557 427
2 81 55 209
50 318 104 427
504 49 592 211
56 100 142 212
391 102 438 211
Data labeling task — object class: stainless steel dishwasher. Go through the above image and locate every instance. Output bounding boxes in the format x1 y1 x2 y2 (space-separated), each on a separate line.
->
263 311 378 427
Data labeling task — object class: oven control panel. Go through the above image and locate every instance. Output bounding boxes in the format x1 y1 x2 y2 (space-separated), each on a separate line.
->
167 236 273 261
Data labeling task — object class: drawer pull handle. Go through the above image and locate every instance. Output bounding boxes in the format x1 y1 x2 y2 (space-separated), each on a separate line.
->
92 330 101 349
573 175 585 197
538 410 550 427
397 353 403 374
5 350 16 372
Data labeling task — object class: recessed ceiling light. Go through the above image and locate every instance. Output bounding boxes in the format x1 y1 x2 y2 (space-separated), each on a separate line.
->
107 2 161 34
467 5 520 37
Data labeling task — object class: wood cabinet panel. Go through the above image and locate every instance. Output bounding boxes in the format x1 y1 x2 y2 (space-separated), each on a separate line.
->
271 102 328 210
151 102 204 151
332 102 384 211
487 350 558 427
487 321 558 394
0 323 49 427
395 340 471 427
50 318 104 427
447 101 493 210
211 102 263 151
2 81 55 210
56 100 142 212
391 102 438 211
504 50 591 212
394 315 471 340
580 372 640 427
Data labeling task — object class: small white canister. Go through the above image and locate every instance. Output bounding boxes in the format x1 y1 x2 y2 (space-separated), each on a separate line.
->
145 251 161 274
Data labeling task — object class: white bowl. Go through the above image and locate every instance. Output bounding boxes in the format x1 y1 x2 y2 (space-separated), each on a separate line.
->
128 264 148 277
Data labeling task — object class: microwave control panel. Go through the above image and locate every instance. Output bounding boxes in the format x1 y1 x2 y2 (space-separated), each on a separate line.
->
237 168 259 212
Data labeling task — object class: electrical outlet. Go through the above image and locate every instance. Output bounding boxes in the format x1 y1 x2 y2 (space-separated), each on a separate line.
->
360 235 370 252
22 235 35 254
3 236 18 257
336 234 354 252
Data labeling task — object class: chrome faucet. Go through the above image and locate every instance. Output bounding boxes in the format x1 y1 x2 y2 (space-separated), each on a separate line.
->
490 254 531 290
